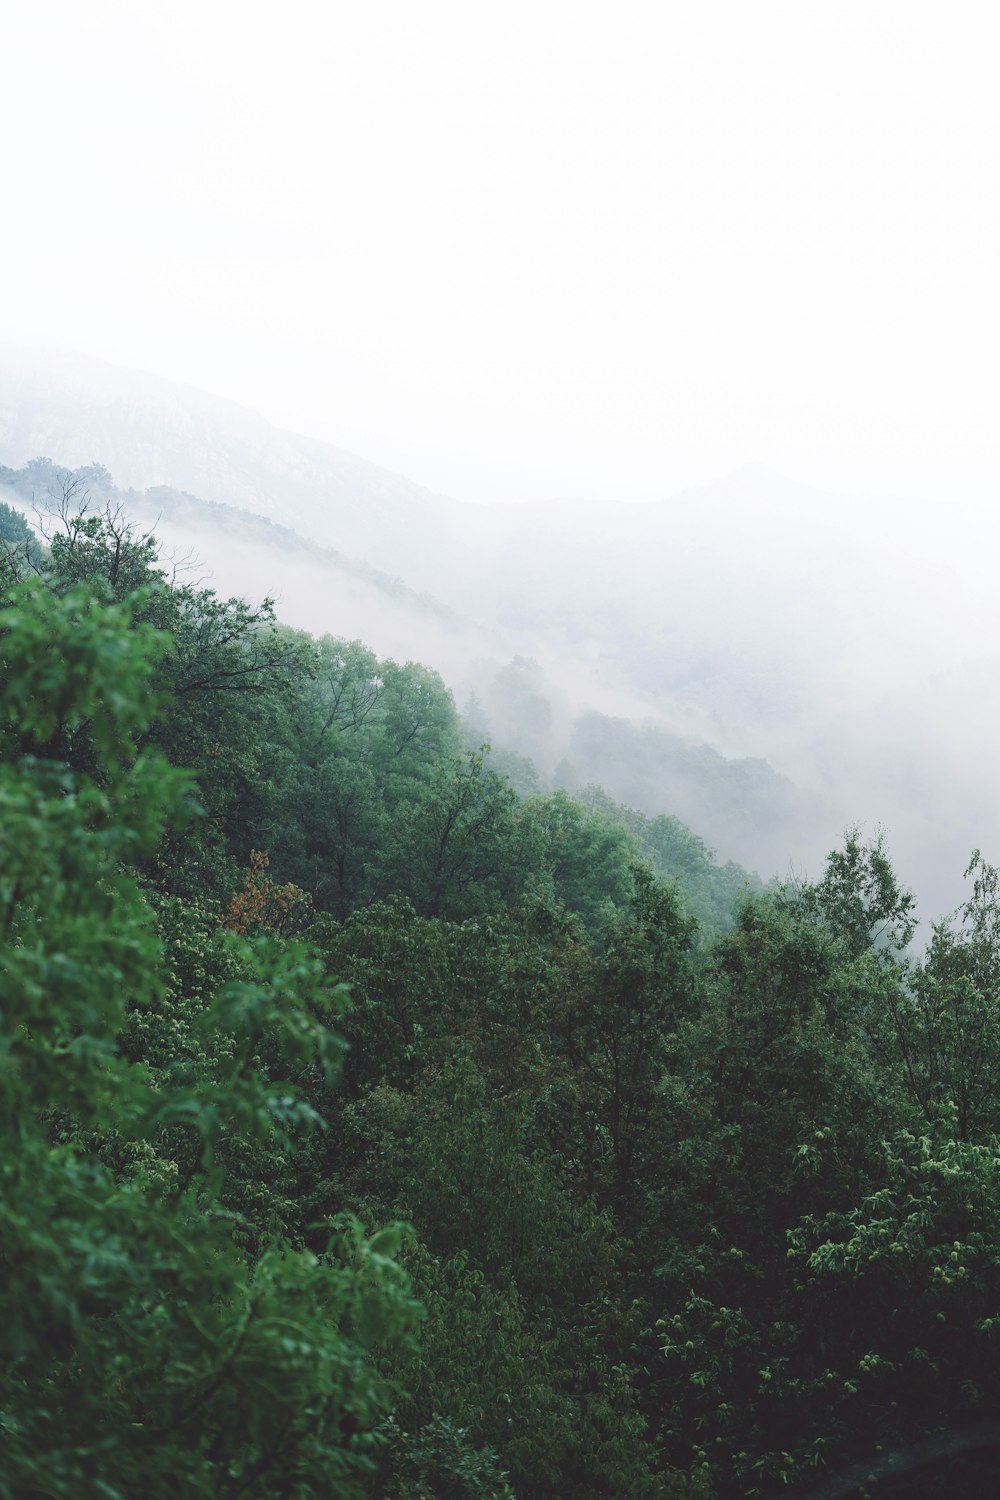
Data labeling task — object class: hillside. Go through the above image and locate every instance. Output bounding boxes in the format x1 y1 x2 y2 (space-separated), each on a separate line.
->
6 498 1000 1499
0 338 460 579
3 339 997 917
0 455 804 876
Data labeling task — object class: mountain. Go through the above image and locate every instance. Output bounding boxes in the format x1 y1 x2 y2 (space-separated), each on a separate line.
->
0 445 807 877
0 338 461 582
4 336 996 916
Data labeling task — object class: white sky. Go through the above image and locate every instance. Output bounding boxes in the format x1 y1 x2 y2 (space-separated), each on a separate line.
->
2 0 998 505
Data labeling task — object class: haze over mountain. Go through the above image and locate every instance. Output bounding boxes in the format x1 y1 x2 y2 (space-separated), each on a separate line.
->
0 339 460 577
3 338 997 921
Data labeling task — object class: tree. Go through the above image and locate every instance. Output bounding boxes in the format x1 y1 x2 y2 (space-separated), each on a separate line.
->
0 580 420 1497
647 866 914 1494
557 866 697 1210
876 851 1000 1142
388 749 537 919
523 788 638 932
0 497 39 587
801 826 916 962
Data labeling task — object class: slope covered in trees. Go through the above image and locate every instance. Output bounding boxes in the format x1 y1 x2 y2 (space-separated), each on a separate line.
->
1 457 801 878
4 499 1000 1497
7 348 999 924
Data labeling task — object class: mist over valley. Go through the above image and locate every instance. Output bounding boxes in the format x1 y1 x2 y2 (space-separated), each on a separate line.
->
1 340 992 923
7 7 1000 1492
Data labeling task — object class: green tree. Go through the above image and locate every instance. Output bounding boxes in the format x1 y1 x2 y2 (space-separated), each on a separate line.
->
801 826 916 961
523 788 638 932
647 851 919 1494
0 581 420 1498
571 866 696 1208
0 497 39 586
388 749 536 919
876 852 1000 1142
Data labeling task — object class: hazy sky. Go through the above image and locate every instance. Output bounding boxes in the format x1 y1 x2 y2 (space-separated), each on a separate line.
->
3 0 997 505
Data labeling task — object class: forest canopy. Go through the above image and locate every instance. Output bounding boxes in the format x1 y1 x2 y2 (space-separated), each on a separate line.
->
3 493 1000 1497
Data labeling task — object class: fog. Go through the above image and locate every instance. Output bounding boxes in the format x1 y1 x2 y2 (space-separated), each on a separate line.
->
2 4 999 508
9 14 1000 1489
2 3 999 928
158 467 1000 925
4 363 1000 929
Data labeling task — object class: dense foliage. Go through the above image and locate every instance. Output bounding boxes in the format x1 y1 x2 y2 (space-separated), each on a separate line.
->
3 488 1000 1496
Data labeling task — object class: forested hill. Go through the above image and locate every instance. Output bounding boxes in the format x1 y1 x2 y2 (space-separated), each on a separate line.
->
0 457 806 876
0 485 753 934
0 339 460 578
4 493 1000 1497
6 341 1000 925
0 457 463 626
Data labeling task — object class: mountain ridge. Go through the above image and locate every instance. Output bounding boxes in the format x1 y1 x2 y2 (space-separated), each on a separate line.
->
5 337 996 920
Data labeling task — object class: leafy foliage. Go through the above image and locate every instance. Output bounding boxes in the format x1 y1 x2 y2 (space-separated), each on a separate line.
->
7 482 1000 1496
0 581 419 1498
